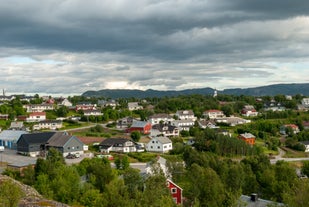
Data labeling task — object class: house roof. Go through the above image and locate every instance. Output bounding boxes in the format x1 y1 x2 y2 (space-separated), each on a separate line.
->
152 124 177 132
10 121 24 129
240 133 255 139
198 120 216 126
167 179 183 191
152 136 172 144
18 132 56 144
0 130 28 141
46 132 73 147
176 110 194 116
99 138 133 147
131 120 150 128
284 124 299 129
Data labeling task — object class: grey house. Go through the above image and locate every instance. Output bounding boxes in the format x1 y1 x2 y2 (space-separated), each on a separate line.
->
17 132 84 157
46 133 84 157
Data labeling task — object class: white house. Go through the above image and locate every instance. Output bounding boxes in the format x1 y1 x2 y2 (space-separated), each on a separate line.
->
203 110 225 119
146 136 173 153
83 109 103 116
149 113 174 125
175 110 196 121
198 120 218 129
58 98 72 107
24 104 54 112
241 105 258 117
302 98 309 107
151 124 179 137
26 112 46 122
33 120 63 130
128 102 143 111
171 119 195 131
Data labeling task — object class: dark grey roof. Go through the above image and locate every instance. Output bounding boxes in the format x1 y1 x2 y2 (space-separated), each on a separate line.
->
99 138 133 147
46 132 72 147
152 124 177 132
18 132 56 144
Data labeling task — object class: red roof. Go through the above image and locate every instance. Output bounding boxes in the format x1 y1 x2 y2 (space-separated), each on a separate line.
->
285 124 299 129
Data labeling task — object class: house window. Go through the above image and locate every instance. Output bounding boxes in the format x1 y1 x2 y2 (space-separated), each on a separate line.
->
171 188 177 194
68 147 70 150
151 146 153 149
77 146 79 149
157 146 160 149
152 141 155 143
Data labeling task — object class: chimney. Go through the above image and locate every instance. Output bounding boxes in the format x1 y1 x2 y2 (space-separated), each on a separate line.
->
250 193 258 202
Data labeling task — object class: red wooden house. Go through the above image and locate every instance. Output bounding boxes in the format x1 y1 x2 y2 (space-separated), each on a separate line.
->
167 179 183 205
128 120 151 134
238 132 255 145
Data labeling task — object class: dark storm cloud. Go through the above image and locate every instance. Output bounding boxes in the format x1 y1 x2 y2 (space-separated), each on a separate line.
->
0 0 308 94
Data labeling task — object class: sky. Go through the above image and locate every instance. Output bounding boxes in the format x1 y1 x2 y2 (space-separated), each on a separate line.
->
0 0 309 96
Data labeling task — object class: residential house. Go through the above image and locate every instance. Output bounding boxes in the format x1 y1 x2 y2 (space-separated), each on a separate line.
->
215 116 251 126
98 100 118 109
0 130 28 149
238 133 255 145
280 124 300 135
99 138 137 153
57 98 72 107
151 123 179 137
241 105 258 117
33 120 63 130
146 136 173 153
9 121 26 130
128 120 152 134
175 110 196 121
0 114 9 120
128 102 143 111
117 117 134 128
17 131 84 157
198 120 218 129
203 110 225 119
145 156 183 205
167 179 183 205
0 95 15 102
75 103 96 111
26 112 46 122
145 156 170 177
171 119 195 131
83 109 103 116
45 133 84 157
301 98 309 107
24 104 54 112
148 113 174 125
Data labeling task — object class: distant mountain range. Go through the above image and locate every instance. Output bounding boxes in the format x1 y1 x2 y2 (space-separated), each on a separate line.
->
82 83 309 99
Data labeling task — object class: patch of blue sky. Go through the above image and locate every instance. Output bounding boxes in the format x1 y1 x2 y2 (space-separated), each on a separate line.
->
7 56 64 65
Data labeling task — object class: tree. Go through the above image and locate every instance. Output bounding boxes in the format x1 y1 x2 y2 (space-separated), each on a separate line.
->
0 179 24 207
302 161 309 177
130 131 141 142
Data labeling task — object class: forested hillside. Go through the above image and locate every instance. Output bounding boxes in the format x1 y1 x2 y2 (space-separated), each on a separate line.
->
82 83 309 98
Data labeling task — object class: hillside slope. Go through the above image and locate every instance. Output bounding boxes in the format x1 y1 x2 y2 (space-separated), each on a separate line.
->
0 175 69 207
82 83 309 98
